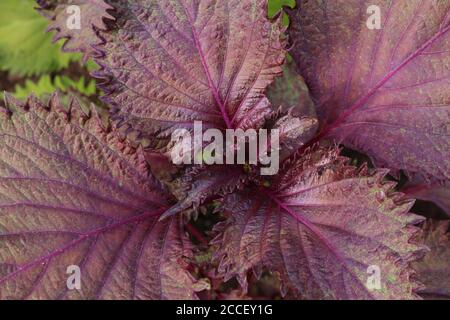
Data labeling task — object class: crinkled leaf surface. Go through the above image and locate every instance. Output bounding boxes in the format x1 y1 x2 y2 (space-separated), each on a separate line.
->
287 0 450 182
95 0 285 148
413 220 450 299
38 0 114 60
0 95 207 299
214 146 424 299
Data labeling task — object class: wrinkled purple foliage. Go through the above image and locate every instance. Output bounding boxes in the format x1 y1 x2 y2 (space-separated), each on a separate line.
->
0 0 448 300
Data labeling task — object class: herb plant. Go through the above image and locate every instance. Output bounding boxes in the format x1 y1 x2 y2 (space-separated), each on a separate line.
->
0 0 448 300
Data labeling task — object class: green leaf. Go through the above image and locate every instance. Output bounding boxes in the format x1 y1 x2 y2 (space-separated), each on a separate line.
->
11 75 96 100
268 0 295 25
0 0 80 76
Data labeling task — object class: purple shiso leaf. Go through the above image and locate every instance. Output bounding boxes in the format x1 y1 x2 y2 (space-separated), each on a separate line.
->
412 220 450 299
93 0 286 149
213 145 425 299
0 94 208 299
287 0 450 183
37 0 115 61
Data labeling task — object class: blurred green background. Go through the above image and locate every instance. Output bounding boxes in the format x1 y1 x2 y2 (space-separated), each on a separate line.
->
0 0 294 102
